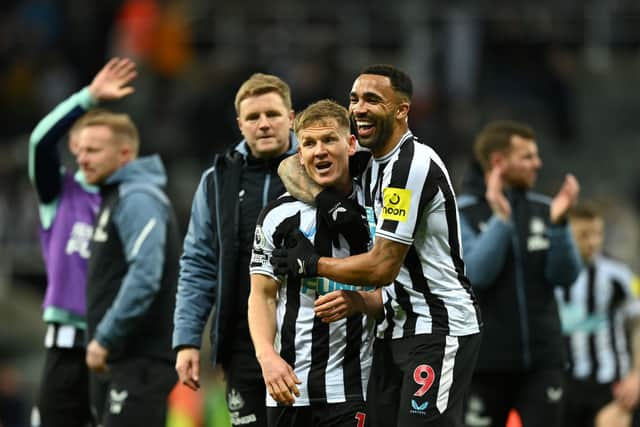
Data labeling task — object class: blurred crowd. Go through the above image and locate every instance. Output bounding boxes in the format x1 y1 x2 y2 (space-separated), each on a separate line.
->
1 0 640 426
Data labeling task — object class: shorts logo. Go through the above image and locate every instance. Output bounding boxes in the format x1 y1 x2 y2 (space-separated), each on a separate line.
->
381 188 411 222
410 399 429 415
109 389 128 414
546 386 563 402
227 388 245 411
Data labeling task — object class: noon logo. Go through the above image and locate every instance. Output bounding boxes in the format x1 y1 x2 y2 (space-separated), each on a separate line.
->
381 187 411 222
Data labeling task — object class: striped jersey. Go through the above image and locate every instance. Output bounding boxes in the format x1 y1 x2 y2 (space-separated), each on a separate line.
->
556 254 640 383
250 190 376 407
360 131 481 339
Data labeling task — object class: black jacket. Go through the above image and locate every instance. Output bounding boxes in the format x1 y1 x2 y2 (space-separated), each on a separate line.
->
172 135 298 371
457 163 582 372
87 156 180 362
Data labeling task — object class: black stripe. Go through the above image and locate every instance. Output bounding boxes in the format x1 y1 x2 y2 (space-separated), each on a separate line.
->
609 278 627 381
406 246 450 334
383 297 395 340
379 137 413 235
314 209 333 257
280 276 300 368
586 264 599 380
308 316 329 402
363 164 374 208
256 195 298 226
343 315 364 399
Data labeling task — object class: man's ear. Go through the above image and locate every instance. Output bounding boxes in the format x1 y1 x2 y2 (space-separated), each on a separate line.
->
298 146 304 165
119 143 134 164
396 101 410 121
347 134 357 156
288 110 295 129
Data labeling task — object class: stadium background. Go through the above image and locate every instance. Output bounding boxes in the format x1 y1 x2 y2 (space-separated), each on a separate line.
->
1 0 639 425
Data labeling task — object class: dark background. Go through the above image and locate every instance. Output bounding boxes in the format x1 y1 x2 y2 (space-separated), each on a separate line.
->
1 1 639 423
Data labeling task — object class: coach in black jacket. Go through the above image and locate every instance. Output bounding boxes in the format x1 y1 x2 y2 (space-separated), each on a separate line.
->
458 121 582 427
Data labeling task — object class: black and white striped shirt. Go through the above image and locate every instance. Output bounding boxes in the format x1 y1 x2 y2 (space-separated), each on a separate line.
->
250 191 376 406
360 131 481 339
556 254 640 383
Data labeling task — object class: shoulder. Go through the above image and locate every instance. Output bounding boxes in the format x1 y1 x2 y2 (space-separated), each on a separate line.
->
258 195 308 227
116 183 170 223
597 255 633 281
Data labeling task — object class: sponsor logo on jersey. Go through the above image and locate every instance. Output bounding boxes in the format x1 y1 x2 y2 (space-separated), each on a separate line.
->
381 187 411 222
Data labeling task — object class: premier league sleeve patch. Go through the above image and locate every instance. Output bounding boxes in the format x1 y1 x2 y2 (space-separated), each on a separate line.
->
381 187 411 222
250 225 271 269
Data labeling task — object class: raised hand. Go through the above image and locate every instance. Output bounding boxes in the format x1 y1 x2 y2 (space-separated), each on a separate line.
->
550 174 580 224
485 164 511 222
88 57 137 102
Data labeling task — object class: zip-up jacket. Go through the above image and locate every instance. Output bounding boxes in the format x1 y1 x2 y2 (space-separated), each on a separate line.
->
87 155 180 362
28 87 100 329
172 135 298 369
458 168 582 372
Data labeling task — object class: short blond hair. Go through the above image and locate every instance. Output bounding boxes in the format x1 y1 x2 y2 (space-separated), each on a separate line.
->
234 73 292 115
294 99 350 137
77 110 140 156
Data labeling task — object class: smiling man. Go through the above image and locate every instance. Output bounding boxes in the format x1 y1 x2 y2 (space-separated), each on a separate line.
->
248 99 380 427
273 64 482 427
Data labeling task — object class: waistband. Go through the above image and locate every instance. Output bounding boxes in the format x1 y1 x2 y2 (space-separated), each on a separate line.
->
44 323 86 349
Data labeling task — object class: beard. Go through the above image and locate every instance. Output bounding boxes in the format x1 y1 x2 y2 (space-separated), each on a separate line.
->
350 113 395 154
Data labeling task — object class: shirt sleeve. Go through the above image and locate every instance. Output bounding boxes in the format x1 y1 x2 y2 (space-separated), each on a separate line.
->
459 214 514 288
172 171 219 349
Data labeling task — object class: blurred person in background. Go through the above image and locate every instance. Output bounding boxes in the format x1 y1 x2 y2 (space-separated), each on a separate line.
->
77 110 179 426
458 120 582 427
27 57 136 427
557 202 640 427
172 73 298 427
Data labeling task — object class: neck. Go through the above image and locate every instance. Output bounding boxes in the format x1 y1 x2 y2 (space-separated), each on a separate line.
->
372 124 409 158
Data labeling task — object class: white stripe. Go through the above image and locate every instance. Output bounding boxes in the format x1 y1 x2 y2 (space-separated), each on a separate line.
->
436 336 459 413
130 218 157 258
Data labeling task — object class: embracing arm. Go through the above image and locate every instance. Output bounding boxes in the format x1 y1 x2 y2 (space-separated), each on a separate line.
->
278 154 322 204
317 236 409 286
248 274 301 405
